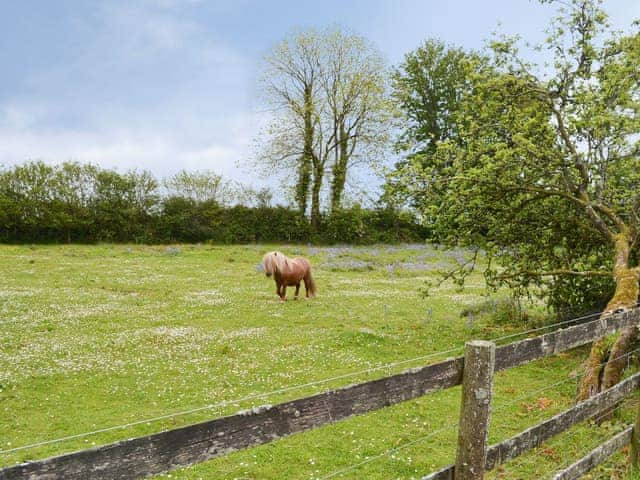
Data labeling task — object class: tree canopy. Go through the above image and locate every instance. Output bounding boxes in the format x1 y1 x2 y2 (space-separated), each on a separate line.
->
389 0 640 397
386 39 484 210
257 27 391 227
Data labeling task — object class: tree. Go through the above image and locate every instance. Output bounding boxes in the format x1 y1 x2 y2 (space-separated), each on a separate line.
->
393 39 480 157
0 161 57 240
51 162 97 242
232 184 274 208
385 40 485 209
260 29 322 220
391 0 640 399
322 30 390 213
258 27 390 228
92 169 158 242
163 170 231 205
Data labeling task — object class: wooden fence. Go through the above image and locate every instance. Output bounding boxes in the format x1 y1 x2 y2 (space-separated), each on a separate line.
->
2 309 640 480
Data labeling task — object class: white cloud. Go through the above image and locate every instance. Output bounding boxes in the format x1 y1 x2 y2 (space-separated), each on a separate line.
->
0 103 271 186
97 3 201 61
0 2 271 188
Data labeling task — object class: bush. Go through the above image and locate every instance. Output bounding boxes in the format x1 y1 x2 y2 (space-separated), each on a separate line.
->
546 275 615 322
322 207 368 243
460 297 547 328
321 206 428 244
0 162 428 245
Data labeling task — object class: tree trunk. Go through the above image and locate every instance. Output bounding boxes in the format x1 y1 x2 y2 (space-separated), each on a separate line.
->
310 160 323 232
296 157 311 216
296 86 314 217
577 235 640 401
330 121 349 213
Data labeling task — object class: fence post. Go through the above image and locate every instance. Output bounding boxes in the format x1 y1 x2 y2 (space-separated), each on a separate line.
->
454 340 495 480
632 391 640 472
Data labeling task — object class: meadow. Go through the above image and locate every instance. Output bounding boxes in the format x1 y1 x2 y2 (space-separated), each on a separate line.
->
0 244 635 479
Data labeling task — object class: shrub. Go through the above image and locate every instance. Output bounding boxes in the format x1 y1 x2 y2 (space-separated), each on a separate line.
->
0 162 428 245
460 297 547 328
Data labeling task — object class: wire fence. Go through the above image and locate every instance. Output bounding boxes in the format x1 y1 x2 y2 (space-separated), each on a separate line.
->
489 346 640 479
316 340 640 480
536 406 630 480
0 343 466 456
317 421 460 480
3 305 638 480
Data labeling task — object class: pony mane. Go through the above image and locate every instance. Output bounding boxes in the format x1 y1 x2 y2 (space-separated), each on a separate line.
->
262 251 287 274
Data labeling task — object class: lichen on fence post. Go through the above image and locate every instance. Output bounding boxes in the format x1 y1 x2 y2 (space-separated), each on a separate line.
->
454 340 496 480
632 391 640 472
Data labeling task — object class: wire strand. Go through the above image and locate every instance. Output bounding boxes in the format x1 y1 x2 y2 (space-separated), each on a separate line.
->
3 306 637 457
540 409 631 480
489 346 640 478
486 305 636 346
494 345 640 413
317 421 459 480
317 342 640 480
0 344 466 455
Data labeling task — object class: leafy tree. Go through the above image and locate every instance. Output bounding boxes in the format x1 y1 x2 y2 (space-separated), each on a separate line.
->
232 184 274 208
92 169 158 242
322 30 390 213
0 161 59 240
259 29 321 219
51 162 97 242
163 170 232 205
392 0 640 398
386 40 486 210
258 27 391 227
393 39 481 157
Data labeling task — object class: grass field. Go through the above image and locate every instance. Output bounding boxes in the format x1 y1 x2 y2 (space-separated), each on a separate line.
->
0 244 636 479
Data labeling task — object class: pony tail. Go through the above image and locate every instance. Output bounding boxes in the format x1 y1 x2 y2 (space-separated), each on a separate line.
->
306 271 317 297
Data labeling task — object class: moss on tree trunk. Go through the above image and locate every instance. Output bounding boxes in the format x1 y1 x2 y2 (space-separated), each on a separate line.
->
577 235 640 401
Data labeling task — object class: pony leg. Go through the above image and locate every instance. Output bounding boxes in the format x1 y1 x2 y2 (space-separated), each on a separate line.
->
294 283 300 300
279 284 287 301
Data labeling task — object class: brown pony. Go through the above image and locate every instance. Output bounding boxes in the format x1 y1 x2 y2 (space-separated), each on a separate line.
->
262 251 316 301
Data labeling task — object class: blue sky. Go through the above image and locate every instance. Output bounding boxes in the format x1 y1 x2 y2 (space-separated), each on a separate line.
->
1 0 638 194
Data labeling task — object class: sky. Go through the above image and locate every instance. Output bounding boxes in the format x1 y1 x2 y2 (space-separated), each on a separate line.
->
1 0 639 197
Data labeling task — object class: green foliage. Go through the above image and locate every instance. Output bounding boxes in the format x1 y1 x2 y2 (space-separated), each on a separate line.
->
159 197 217 242
392 39 483 157
92 169 158 242
388 0 640 314
546 274 615 321
460 297 547 327
163 170 231 205
386 40 486 209
323 206 427 244
322 206 368 243
0 161 424 245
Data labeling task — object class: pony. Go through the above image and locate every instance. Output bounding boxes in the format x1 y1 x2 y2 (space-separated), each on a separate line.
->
262 251 316 301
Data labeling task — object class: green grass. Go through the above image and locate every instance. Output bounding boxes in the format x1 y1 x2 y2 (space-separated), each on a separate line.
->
0 243 636 479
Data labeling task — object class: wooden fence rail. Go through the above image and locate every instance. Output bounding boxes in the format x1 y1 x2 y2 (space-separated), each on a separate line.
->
1 309 639 480
423 372 640 479
552 427 633 480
